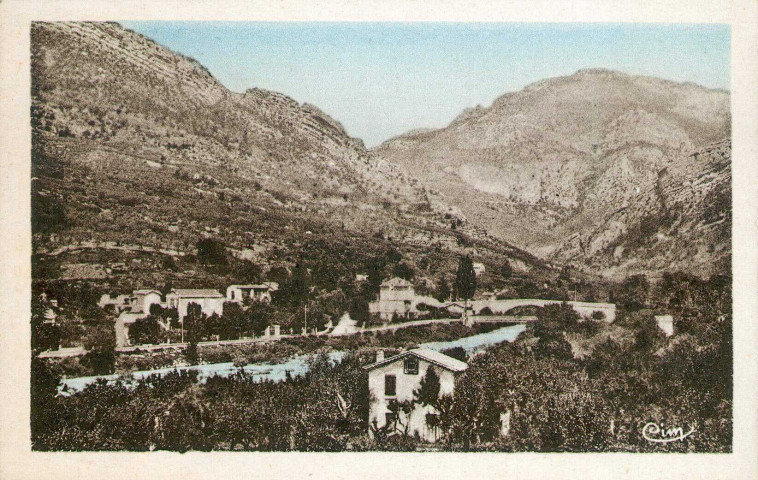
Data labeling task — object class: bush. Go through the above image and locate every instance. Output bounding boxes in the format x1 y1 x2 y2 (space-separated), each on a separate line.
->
441 346 468 363
196 238 228 266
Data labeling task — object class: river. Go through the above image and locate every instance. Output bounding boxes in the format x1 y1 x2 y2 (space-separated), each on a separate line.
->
59 323 527 395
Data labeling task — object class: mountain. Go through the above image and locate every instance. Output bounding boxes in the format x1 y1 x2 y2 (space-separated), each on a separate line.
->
31 22 550 292
374 69 730 278
552 140 731 277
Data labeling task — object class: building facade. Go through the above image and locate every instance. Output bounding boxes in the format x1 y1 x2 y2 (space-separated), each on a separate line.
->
225 283 278 305
364 348 467 442
369 277 416 321
166 288 225 321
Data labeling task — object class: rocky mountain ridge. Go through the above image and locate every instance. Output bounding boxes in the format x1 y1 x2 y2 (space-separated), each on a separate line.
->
374 69 730 277
31 21 551 292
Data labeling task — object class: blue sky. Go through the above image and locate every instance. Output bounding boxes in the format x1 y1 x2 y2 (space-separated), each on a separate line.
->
121 22 730 147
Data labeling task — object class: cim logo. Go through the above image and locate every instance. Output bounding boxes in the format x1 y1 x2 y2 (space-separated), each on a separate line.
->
642 422 695 443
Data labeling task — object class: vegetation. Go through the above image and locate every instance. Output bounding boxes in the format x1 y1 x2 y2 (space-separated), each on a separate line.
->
31 271 732 452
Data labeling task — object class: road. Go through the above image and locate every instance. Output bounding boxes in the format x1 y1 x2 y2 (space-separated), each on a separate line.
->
38 315 531 358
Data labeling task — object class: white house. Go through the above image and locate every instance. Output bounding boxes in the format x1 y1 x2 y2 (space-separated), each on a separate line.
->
472 262 486 276
364 348 467 442
655 314 675 337
130 289 163 315
112 289 165 347
225 283 278 305
369 277 416 321
166 288 225 321
97 293 132 311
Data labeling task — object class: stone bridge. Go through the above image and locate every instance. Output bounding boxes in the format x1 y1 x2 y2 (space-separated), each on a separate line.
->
414 296 616 323
470 299 616 322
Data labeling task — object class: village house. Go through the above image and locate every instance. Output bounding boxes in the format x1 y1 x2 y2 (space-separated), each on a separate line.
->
166 288 225 321
97 293 132 311
113 289 166 347
364 349 467 442
129 289 163 314
369 277 416 321
655 314 675 337
472 262 486 276
225 282 279 305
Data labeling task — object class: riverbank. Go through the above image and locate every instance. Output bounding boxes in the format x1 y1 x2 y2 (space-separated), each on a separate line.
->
46 320 522 380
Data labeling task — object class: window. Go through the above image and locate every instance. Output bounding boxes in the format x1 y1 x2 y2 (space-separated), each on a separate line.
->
404 356 419 375
384 374 396 396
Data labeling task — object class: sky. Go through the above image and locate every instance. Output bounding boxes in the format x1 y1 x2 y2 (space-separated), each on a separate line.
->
121 22 730 147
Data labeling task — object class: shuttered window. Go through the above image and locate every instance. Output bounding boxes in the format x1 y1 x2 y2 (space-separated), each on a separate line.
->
404 357 419 374
385 374 396 396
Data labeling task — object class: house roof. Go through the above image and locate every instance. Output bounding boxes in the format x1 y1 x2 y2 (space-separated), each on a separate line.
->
169 289 224 298
380 277 413 288
228 283 278 291
363 348 468 373
133 289 161 296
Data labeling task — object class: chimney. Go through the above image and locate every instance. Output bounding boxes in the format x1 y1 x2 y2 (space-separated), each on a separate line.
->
376 350 384 362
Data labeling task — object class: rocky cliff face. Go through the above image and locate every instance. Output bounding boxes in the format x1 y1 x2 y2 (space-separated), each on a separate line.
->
375 69 730 277
31 21 549 286
552 140 731 278
31 22 415 208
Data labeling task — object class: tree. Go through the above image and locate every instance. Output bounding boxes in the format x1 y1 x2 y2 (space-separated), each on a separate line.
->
234 260 262 283
454 256 477 301
365 257 386 298
246 302 272 337
500 260 513 281
454 255 477 323
414 366 441 407
616 274 650 311
31 294 60 353
392 262 415 281
349 298 370 327
275 262 311 307
436 279 451 303
82 322 116 374
129 316 165 345
196 238 228 266
184 302 204 363
441 346 468 363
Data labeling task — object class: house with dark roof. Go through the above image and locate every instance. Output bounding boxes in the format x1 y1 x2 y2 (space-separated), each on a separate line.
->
363 348 467 442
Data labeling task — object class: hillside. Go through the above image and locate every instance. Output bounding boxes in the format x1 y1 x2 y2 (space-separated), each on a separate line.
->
31 21 550 294
374 69 731 278
552 140 731 277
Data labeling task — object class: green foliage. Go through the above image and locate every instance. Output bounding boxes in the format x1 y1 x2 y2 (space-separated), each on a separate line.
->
435 279 451 302
81 322 116 374
196 238 228 266
454 255 477 301
614 274 650 311
128 316 165 345
184 302 203 363
348 297 370 327
413 366 441 407
633 315 665 352
233 260 262 283
31 272 731 453
499 260 513 281
275 262 311 307
440 346 468 363
392 262 415 281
